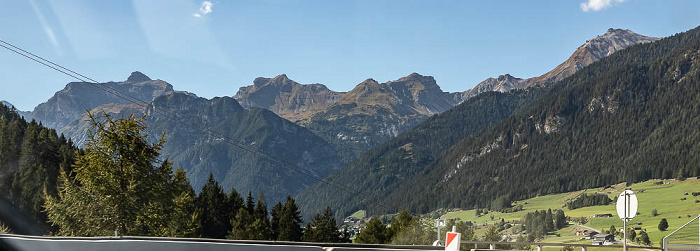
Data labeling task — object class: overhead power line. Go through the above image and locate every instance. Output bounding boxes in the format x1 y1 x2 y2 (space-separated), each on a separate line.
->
0 39 396 213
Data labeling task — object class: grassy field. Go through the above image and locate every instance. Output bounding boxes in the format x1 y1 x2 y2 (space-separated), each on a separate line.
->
441 178 700 248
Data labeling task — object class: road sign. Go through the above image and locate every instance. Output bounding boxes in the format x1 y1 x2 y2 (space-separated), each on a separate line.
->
445 231 461 251
616 190 638 221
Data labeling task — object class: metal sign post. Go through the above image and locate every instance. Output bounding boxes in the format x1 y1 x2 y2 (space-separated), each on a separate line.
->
616 189 638 251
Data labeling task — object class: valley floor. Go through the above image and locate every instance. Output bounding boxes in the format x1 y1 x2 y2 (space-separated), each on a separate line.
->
439 178 700 249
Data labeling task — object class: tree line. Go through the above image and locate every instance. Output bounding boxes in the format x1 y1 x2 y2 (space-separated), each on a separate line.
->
565 193 611 210
0 106 348 242
522 209 567 240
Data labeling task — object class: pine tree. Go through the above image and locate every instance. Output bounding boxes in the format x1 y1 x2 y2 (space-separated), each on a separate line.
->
227 188 244 224
44 112 175 236
355 216 390 244
554 210 566 229
389 210 413 237
250 192 270 240
246 192 255 215
658 218 669 231
303 206 342 243
627 228 636 241
166 169 201 237
197 173 229 239
277 196 302 241
229 208 252 240
270 202 283 240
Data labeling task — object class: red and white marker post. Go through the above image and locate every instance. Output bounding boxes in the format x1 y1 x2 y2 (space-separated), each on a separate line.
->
445 226 461 251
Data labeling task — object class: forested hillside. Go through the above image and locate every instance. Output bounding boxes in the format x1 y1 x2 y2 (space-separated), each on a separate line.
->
0 103 77 233
296 89 542 218
386 26 700 213
301 26 700 218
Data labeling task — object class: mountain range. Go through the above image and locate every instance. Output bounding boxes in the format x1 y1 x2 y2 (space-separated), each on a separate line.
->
21 73 341 203
457 28 659 100
296 26 700 218
8 28 659 210
233 29 658 160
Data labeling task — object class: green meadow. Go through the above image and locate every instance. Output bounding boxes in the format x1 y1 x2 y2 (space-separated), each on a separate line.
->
441 178 700 248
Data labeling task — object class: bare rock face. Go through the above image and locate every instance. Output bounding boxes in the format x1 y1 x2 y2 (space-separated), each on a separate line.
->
456 28 660 103
27 71 174 130
303 73 459 161
528 28 660 86
455 74 528 101
233 74 345 116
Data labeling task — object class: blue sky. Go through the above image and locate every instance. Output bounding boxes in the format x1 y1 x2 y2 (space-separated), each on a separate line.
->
1 0 699 111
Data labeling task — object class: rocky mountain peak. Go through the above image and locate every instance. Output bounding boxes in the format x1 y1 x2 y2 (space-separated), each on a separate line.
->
126 71 151 83
1 100 14 108
234 74 343 116
459 28 660 103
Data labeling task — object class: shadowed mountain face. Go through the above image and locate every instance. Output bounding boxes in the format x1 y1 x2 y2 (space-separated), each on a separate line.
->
23 72 342 204
458 28 660 101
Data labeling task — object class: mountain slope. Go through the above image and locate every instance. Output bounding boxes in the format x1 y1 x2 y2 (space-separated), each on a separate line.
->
28 74 342 204
300 26 700 217
27 71 174 130
146 93 341 202
459 28 659 101
528 28 660 86
296 89 542 218
233 74 345 116
302 73 459 161
385 26 700 213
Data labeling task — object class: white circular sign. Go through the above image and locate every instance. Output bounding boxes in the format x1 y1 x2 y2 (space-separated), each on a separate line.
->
616 190 638 221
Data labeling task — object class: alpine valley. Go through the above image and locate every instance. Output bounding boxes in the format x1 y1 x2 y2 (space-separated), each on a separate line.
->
5 27 678 217
297 26 700 220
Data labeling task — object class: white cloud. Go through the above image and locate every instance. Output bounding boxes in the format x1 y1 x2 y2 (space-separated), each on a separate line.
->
28 0 62 56
580 0 626 12
194 1 213 17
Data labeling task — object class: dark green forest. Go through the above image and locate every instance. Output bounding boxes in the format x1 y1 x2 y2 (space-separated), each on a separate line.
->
296 89 542 219
385 25 700 213
0 105 348 241
300 26 700 217
0 103 77 234
565 193 612 210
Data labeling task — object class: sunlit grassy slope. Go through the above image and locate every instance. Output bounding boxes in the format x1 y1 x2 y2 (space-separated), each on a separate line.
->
441 178 700 248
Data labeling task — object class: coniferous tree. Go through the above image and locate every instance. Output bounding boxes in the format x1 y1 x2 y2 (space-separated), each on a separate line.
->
250 192 270 240
303 206 343 243
554 210 567 229
246 192 255 215
44 112 175 236
197 173 229 239
229 208 253 240
277 196 302 241
355 216 390 244
166 169 201 237
270 202 283 240
658 218 669 231
627 228 636 241
389 210 413 237
227 188 244 223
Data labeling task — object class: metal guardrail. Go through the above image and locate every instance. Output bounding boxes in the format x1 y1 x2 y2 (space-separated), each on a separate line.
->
459 240 663 250
0 234 443 251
